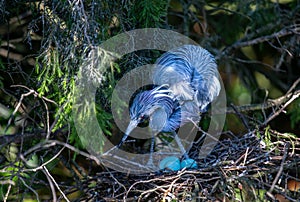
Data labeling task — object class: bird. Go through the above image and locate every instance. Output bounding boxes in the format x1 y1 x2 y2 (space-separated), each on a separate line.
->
115 45 221 168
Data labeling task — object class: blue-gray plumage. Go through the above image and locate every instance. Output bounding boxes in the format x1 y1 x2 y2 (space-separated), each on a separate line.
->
120 85 181 146
118 45 221 167
153 45 220 123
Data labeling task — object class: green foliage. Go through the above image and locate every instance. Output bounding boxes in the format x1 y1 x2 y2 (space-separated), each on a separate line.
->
31 0 170 152
129 0 168 28
232 180 266 202
0 161 30 201
96 104 113 136
36 48 63 97
35 48 75 130
263 126 272 150
36 50 107 153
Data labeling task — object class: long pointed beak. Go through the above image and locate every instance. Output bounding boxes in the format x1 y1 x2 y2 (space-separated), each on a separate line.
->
117 119 139 148
125 119 139 135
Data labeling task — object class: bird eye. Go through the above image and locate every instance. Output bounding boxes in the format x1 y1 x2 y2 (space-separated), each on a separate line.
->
137 114 149 127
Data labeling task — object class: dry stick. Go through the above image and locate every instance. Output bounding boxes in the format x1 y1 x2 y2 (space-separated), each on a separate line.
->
242 147 249 166
232 57 275 69
42 167 57 202
22 144 65 172
287 77 300 95
225 77 300 116
224 24 300 55
22 125 71 172
233 147 252 166
266 142 290 199
10 85 57 139
6 89 34 128
10 85 57 105
23 139 101 165
126 170 186 199
189 118 226 148
3 183 12 202
108 172 127 198
0 131 47 148
263 91 300 126
43 166 70 202
225 90 300 114
0 180 15 186
162 177 180 202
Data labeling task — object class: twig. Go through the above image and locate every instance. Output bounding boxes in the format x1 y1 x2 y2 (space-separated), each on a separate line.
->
19 177 40 202
233 147 252 166
43 166 70 202
6 88 34 128
225 90 300 114
0 131 47 148
242 147 249 166
224 77 300 117
267 142 290 197
10 85 57 105
3 184 12 202
10 85 57 139
108 171 128 198
23 139 101 165
22 125 70 172
126 170 186 199
224 24 300 55
22 145 65 172
287 77 300 94
162 176 180 202
0 180 15 185
263 90 300 125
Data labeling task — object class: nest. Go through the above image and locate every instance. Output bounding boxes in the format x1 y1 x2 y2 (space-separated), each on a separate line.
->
76 128 300 201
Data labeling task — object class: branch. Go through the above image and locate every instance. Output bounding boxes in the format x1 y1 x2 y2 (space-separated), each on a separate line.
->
43 166 70 202
0 131 47 149
223 24 300 55
226 77 300 114
266 142 290 199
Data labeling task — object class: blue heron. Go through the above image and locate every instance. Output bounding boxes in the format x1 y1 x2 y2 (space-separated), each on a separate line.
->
117 45 221 167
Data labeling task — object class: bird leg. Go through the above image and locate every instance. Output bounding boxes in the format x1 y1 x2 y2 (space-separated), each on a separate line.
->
172 131 189 159
146 131 156 168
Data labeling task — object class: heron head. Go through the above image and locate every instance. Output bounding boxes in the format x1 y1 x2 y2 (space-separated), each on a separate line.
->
125 85 177 136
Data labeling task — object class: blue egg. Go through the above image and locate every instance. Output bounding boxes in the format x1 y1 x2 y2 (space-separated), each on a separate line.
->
180 158 198 169
159 156 181 171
